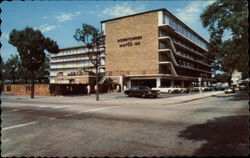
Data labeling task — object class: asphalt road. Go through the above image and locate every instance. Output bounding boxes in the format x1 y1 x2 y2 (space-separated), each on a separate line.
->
1 91 249 157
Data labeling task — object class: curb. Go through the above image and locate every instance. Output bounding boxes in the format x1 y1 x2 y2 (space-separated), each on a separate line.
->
172 92 224 104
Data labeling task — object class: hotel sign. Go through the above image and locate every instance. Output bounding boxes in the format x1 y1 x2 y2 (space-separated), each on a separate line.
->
117 36 142 48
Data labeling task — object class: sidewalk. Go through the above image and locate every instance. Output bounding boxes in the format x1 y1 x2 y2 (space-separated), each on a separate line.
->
162 91 224 105
98 91 224 105
1 91 224 105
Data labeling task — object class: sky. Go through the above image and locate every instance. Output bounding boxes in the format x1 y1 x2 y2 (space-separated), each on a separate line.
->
0 0 215 61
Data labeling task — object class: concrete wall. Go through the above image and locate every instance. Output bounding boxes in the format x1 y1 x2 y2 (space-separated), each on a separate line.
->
3 84 51 96
105 11 159 76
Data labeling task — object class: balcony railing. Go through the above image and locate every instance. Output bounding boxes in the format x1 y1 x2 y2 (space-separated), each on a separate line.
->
158 24 208 51
51 55 105 64
51 48 105 58
175 51 211 67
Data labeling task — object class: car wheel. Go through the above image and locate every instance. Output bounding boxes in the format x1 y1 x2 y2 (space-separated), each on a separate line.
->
153 95 157 98
128 93 132 97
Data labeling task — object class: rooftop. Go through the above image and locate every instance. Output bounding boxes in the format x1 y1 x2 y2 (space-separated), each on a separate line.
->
101 8 208 43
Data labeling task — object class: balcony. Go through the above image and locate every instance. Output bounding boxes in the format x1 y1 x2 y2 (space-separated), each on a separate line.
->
51 55 105 64
159 64 171 74
178 64 211 74
175 51 211 67
173 39 203 57
50 65 95 70
159 36 204 59
51 48 105 58
158 24 208 52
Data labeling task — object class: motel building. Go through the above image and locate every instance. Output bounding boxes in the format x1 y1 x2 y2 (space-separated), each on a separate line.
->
48 8 214 95
49 45 105 95
103 8 214 90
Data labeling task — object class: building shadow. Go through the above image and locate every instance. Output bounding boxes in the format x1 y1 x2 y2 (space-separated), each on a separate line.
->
212 91 249 101
178 115 249 156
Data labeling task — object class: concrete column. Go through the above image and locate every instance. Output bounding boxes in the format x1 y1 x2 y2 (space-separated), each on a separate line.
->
208 81 211 87
128 79 131 89
171 80 174 87
87 85 90 94
204 81 207 87
120 76 124 92
156 78 161 88
181 80 185 87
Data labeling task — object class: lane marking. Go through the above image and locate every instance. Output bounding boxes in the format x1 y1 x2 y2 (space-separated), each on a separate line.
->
9 109 19 112
53 105 69 109
2 105 124 130
2 121 38 131
63 106 124 117
2 103 76 109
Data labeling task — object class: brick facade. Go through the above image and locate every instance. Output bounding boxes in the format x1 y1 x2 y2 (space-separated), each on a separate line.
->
105 12 159 76
3 84 51 96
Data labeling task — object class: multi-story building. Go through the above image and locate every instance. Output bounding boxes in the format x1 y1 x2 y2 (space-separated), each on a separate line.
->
49 8 214 95
101 8 214 90
49 45 105 95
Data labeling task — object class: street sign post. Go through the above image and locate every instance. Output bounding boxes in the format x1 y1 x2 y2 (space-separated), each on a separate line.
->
198 77 202 94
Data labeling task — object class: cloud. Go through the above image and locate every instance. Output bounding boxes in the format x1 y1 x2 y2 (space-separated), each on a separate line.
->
38 24 57 33
102 2 146 17
42 16 49 19
55 11 81 22
175 1 215 25
89 11 96 15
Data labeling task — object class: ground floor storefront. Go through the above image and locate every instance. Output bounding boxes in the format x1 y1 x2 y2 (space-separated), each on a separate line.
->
3 83 110 96
109 75 215 91
3 75 215 96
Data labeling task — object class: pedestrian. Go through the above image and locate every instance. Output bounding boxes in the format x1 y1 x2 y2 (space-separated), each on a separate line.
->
87 85 90 95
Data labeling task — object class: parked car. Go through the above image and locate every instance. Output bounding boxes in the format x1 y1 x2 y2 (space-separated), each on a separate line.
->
180 88 189 93
213 85 225 91
224 87 235 93
151 87 182 94
239 84 249 91
192 87 200 92
171 89 181 94
124 86 160 98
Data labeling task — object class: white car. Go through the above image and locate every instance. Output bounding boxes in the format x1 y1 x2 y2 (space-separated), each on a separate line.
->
224 87 235 93
152 87 182 93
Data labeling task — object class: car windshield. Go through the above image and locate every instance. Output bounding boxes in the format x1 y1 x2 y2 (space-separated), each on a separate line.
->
139 86 150 90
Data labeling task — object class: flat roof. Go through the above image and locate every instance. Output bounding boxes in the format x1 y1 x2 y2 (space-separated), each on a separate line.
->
59 45 87 51
101 8 208 43
101 8 165 23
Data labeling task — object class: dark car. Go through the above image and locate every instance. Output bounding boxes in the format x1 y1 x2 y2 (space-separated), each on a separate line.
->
239 84 249 91
212 85 225 91
124 86 160 98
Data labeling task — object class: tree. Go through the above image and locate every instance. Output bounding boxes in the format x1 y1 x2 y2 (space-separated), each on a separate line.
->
215 73 231 83
17 61 29 84
200 0 248 79
34 56 50 83
0 55 4 82
0 55 3 94
4 54 19 84
9 27 59 98
74 24 104 101
103 77 116 93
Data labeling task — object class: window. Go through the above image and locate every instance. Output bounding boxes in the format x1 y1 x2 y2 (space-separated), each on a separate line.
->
164 14 170 25
7 86 11 91
26 86 31 92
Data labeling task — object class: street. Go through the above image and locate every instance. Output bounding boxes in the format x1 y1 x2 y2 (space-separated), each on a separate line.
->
1 91 249 157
